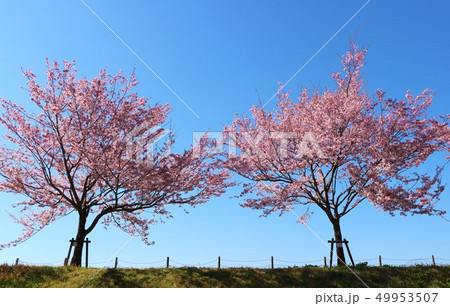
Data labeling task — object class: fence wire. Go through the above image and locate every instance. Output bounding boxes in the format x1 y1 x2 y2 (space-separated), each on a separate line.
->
276 258 323 264
222 258 269 263
18 260 63 266
7 256 450 268
119 259 166 265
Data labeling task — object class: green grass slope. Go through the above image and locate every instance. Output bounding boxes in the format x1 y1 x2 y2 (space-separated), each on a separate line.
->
0 265 449 288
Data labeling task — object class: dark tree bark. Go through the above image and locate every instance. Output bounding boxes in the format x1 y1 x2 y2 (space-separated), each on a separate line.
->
332 218 346 266
70 214 87 266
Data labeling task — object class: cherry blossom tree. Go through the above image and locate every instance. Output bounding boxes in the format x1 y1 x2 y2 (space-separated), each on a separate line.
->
0 60 229 266
221 43 449 266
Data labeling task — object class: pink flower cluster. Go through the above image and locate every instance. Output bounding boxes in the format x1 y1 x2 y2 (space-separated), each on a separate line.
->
0 60 230 248
221 43 449 221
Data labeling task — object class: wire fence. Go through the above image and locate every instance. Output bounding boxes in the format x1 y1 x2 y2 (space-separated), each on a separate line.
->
5 255 450 269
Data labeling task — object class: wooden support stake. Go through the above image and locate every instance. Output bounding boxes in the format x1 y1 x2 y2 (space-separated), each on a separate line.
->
15 258 19 266
329 239 335 267
271 256 274 270
378 255 382 267
324 256 327 268
218 256 221 269
67 238 75 265
114 257 118 269
343 239 355 267
431 255 435 266
166 257 170 269
85 238 91 268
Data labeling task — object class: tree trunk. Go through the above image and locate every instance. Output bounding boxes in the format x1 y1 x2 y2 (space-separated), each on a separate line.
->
332 219 346 266
70 215 87 266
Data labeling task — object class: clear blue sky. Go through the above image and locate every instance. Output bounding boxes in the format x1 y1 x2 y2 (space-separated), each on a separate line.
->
0 0 449 268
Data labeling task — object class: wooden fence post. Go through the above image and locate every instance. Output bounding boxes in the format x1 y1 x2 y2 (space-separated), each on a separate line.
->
271 256 274 270
324 256 327 268
218 256 221 269
15 258 19 266
115 257 119 269
378 255 382 267
431 255 435 266
64 258 69 266
166 257 170 269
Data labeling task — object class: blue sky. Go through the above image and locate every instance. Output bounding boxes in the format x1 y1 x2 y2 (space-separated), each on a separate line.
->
0 0 449 268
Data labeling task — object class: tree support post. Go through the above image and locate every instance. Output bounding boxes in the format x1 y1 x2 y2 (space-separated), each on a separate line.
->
67 238 76 264
343 239 355 267
84 238 91 268
66 237 91 267
328 238 355 267
329 238 335 267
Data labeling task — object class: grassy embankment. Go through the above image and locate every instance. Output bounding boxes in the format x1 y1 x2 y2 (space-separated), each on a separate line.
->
0 265 449 288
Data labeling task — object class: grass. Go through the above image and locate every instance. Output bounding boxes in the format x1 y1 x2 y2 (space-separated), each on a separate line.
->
0 264 449 288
